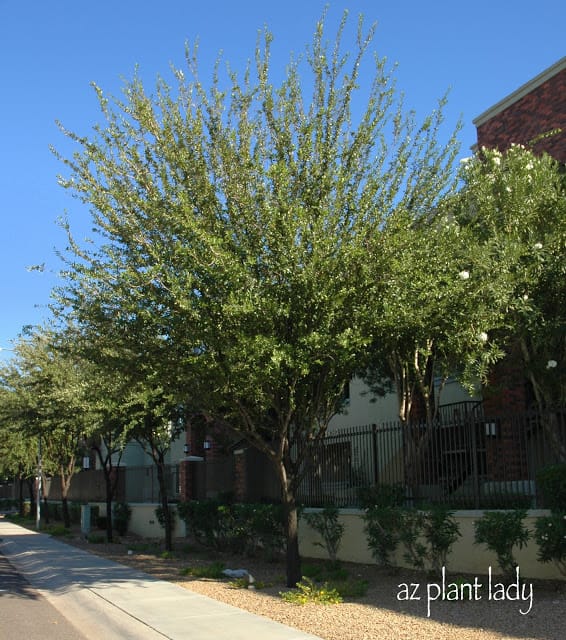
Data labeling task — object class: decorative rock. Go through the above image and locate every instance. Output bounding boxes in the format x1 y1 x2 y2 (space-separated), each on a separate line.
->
222 569 255 584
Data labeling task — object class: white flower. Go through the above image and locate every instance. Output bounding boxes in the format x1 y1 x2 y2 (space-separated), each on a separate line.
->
493 157 501 166
547 360 558 369
459 157 472 165
525 162 534 170
506 186 512 192
534 242 543 249
478 332 488 343
459 270 470 280
522 294 529 301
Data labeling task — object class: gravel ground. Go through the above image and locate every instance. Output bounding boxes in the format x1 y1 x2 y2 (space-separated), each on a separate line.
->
62 532 565 640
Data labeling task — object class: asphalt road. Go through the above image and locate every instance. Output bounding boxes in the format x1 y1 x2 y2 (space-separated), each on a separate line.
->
0 550 86 640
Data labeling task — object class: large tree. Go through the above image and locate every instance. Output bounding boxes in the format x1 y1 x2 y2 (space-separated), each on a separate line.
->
54 12 460 585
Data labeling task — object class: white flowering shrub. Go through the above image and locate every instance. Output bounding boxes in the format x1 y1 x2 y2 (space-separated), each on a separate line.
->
534 513 566 576
453 144 566 409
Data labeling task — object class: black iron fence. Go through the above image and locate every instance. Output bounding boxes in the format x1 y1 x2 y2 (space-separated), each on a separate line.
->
297 406 566 509
0 465 182 504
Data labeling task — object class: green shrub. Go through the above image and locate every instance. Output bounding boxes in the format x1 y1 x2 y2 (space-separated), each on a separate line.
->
178 500 223 547
537 464 566 511
304 506 345 563
179 562 226 579
534 512 566 576
86 533 106 544
228 577 269 589
424 507 461 575
155 504 177 531
46 524 70 537
0 498 18 511
302 561 348 582
363 506 403 568
69 502 82 524
364 506 460 575
328 578 368 599
301 562 324 580
474 510 530 580
113 502 131 535
357 483 405 509
128 541 159 554
243 503 286 560
280 577 343 605
177 500 285 558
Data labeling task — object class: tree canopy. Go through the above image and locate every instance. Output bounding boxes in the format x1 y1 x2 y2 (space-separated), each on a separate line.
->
53 12 461 584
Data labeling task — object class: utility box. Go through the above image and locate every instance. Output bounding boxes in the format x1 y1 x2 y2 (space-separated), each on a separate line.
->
80 504 91 536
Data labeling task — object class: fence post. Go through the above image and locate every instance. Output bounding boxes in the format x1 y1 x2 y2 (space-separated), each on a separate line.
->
371 424 379 487
470 417 480 509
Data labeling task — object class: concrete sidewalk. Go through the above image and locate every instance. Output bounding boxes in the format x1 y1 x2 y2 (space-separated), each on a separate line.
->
0 519 322 640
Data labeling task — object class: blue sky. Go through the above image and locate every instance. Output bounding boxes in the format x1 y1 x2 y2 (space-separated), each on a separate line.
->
0 0 564 360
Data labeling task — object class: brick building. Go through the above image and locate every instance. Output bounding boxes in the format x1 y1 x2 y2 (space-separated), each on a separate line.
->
473 58 565 486
473 57 565 417
474 56 566 162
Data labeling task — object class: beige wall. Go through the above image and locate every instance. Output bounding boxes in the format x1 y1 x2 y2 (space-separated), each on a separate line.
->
328 376 482 432
91 502 186 539
328 377 400 430
93 502 564 582
299 508 565 581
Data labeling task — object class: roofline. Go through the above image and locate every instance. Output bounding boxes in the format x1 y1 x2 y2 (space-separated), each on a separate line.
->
473 57 566 127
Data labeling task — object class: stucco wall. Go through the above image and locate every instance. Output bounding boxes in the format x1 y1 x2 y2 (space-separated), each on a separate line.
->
89 502 564 581
299 508 565 581
90 502 186 539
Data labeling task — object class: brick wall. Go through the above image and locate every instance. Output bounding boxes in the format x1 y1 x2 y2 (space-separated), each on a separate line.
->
475 60 565 420
476 66 566 161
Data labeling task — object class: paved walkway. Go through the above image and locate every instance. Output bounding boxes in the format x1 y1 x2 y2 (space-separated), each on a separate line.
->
0 519 322 640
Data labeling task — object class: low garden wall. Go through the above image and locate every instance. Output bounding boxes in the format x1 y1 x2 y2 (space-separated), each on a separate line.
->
89 502 186 539
299 508 565 581
85 502 564 582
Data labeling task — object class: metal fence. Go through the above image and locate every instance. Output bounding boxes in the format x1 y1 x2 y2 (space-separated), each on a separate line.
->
120 465 180 503
31 464 181 504
297 406 566 509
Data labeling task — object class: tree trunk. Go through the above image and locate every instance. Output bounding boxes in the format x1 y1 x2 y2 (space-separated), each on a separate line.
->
26 478 36 517
42 496 50 525
281 478 302 587
104 466 114 543
62 496 70 529
18 475 25 517
156 460 173 551
41 471 50 524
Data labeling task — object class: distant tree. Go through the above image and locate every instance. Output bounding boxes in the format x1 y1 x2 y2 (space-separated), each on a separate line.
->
0 391 38 516
54 12 460 585
60 304 190 550
79 362 129 543
0 328 91 528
